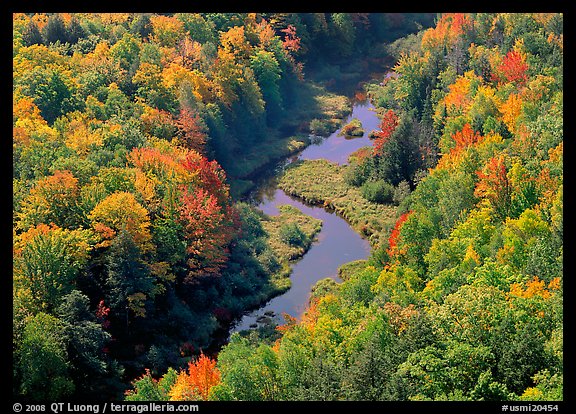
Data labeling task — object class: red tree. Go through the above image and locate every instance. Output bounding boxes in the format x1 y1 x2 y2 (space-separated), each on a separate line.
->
475 155 512 218
280 25 301 53
387 211 412 257
493 50 529 86
181 151 229 205
280 24 303 80
179 187 237 281
176 107 207 154
452 123 482 152
373 109 399 156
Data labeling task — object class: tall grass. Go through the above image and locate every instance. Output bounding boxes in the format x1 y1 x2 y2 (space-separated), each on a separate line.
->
279 159 397 247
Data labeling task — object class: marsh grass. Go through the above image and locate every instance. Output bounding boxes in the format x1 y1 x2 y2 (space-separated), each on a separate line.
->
262 204 323 263
337 259 369 281
279 159 397 247
228 135 310 198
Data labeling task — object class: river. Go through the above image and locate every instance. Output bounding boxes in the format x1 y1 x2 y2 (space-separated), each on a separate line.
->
229 97 380 333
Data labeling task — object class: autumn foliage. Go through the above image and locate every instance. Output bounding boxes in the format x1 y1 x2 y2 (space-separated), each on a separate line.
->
179 187 235 279
387 211 412 257
373 109 399 156
175 107 207 154
508 276 561 301
208 12 563 403
89 191 153 250
475 155 512 218
13 11 562 402
493 49 529 86
451 123 483 153
169 353 221 401
443 73 474 112
421 13 472 49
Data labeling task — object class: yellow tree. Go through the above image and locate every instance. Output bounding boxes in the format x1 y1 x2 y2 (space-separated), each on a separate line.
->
88 191 153 251
17 170 81 231
500 93 523 135
14 223 93 312
443 71 480 116
220 25 252 63
64 112 104 156
149 15 185 48
13 94 57 146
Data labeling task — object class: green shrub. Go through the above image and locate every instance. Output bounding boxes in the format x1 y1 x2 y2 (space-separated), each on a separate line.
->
343 163 369 187
279 222 307 247
309 118 331 136
393 180 412 205
361 179 394 204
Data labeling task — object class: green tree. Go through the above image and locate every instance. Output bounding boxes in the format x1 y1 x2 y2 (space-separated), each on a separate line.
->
14 225 92 312
42 13 68 44
495 321 551 395
104 229 155 326
56 291 120 396
66 15 85 44
125 368 178 401
176 13 216 44
436 169 477 235
18 67 79 124
330 13 356 57
110 32 141 72
341 329 395 400
16 313 75 399
212 335 282 401
372 111 423 186
21 19 43 46
129 14 153 39
250 50 283 122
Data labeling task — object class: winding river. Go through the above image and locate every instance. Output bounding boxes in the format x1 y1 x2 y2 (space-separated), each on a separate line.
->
230 98 380 333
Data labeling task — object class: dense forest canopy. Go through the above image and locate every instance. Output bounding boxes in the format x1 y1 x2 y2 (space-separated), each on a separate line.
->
209 12 564 402
13 12 562 403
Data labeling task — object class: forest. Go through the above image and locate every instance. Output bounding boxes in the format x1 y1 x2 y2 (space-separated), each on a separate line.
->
12 12 562 404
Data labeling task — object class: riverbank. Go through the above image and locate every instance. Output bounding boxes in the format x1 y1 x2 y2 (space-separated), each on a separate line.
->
217 73 394 343
226 96 384 336
279 158 397 249
227 82 353 199
260 204 323 292
225 53 398 200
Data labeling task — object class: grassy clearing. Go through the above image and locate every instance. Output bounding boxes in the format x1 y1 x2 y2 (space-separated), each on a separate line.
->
278 159 397 247
282 81 352 137
262 204 323 263
219 202 323 327
309 89 352 135
260 204 323 294
228 134 310 198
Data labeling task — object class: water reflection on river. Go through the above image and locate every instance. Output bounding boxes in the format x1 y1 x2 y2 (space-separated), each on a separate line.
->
230 99 378 333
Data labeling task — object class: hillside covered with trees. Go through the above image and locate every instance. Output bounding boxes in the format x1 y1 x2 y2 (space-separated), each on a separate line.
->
12 12 438 400
126 12 563 402
13 12 562 405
